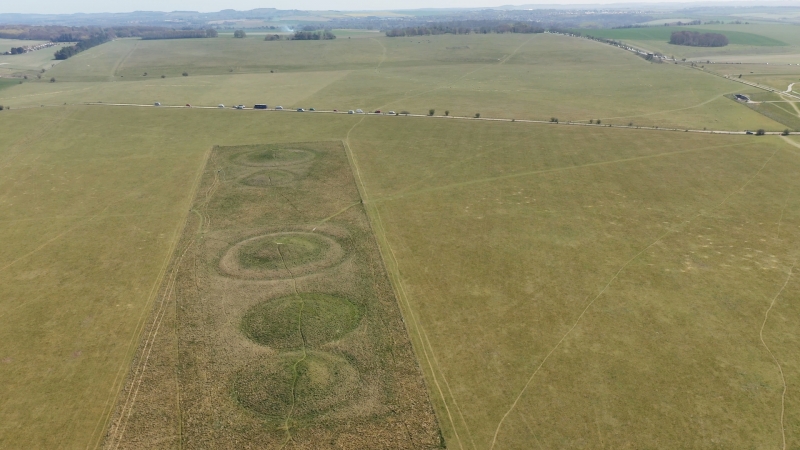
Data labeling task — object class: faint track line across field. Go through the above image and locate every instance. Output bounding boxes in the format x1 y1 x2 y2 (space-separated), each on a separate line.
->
97 146 212 450
372 141 751 204
370 38 387 73
489 146 780 449
760 259 794 450
343 119 474 450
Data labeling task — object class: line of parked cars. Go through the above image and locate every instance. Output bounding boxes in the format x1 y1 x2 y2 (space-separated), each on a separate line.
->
153 102 396 116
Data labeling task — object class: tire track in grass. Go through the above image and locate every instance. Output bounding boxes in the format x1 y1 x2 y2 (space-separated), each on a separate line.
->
760 259 794 450
489 146 780 449
376 35 533 112
372 141 751 205
342 119 471 450
277 245 307 450
369 38 387 73
98 146 211 450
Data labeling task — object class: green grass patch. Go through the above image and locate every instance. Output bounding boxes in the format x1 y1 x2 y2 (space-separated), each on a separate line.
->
231 350 361 423
241 293 363 349
0 78 18 92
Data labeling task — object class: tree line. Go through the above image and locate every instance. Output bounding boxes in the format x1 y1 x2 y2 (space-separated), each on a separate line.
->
291 30 336 40
669 31 728 47
386 21 545 37
0 25 176 41
140 29 218 40
54 33 111 60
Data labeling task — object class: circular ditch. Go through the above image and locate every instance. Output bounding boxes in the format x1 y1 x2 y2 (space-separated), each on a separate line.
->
239 169 296 187
231 350 360 422
219 232 344 279
241 293 362 350
232 148 315 167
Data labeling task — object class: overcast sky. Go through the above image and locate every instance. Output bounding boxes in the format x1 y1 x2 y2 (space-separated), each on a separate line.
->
2 0 736 15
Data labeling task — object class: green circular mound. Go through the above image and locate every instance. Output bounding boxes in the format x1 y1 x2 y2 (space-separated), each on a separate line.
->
233 148 314 167
242 294 362 349
219 232 344 279
240 169 296 187
231 350 360 422
239 233 331 271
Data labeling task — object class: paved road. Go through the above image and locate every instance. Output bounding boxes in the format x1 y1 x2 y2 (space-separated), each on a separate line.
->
82 102 788 135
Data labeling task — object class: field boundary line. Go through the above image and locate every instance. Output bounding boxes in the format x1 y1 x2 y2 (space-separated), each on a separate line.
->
760 259 795 450
489 146 780 449
342 125 470 449
94 145 212 450
390 238 478 450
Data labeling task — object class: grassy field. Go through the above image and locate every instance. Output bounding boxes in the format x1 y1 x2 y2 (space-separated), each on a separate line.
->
0 38 51 53
0 33 786 131
347 116 800 448
577 24 800 60
574 27 788 47
0 77 17 92
0 107 365 449
2 28 800 450
0 41 68 78
578 26 787 47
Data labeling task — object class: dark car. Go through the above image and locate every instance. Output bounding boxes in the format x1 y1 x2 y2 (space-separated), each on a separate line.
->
745 130 754 135
254 104 267 109
309 108 316 111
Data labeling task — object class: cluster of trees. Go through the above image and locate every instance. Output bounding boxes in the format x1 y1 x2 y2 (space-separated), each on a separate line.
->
141 29 217 40
54 33 110 59
669 31 728 47
291 30 336 40
233 30 246 38
9 47 25 54
386 21 544 37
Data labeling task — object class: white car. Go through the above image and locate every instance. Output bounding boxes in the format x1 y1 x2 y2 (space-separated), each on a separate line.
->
275 106 283 110
348 110 355 114
218 104 225 108
356 109 364 114
235 105 245 109
388 111 396 115
154 102 161 106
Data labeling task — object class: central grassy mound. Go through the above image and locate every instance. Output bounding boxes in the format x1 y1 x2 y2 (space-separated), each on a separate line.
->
219 232 345 279
241 293 362 349
232 146 315 167
231 350 361 422
239 169 296 187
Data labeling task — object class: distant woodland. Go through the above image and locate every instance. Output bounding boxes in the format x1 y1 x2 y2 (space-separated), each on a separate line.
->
0 25 169 41
386 21 545 37
669 30 729 47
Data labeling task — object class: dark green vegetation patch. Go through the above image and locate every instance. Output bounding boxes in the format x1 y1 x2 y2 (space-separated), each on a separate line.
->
241 294 363 349
0 78 17 92
231 351 361 422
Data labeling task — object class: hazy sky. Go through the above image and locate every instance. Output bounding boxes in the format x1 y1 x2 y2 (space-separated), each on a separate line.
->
2 0 730 15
